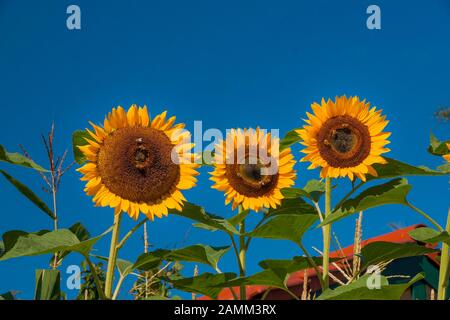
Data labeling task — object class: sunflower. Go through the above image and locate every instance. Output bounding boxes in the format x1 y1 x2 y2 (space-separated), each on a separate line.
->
444 144 450 162
77 105 199 220
297 96 391 181
210 128 296 211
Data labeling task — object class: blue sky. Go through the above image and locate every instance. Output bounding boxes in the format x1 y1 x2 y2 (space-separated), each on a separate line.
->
0 0 449 299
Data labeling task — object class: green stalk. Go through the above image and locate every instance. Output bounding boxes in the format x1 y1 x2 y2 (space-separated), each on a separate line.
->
104 212 122 299
238 207 247 300
298 242 325 289
322 177 332 290
438 208 450 300
407 202 443 232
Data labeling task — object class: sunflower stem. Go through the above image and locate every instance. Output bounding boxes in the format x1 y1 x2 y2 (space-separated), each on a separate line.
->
104 212 122 299
322 177 332 290
238 207 247 300
437 208 450 300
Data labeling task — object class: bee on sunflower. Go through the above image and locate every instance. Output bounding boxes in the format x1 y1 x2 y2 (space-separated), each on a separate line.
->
77 105 200 221
210 128 296 211
296 96 391 181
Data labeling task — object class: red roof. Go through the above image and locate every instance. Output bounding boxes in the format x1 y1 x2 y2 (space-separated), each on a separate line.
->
200 224 439 300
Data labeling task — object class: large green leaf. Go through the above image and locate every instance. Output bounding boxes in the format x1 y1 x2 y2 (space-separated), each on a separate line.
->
0 170 54 220
259 256 339 273
360 241 437 270
57 223 92 261
0 144 47 171
428 132 450 156
131 245 230 275
317 273 423 300
217 269 288 290
248 214 318 246
282 180 326 203
2 230 48 253
279 129 300 151
34 269 61 300
172 202 238 235
266 198 317 219
72 130 90 165
159 245 230 270
369 158 449 181
409 227 450 246
130 253 164 273
319 178 411 227
170 272 236 299
0 228 110 261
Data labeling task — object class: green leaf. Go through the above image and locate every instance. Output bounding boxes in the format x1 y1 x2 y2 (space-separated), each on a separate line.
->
259 256 339 273
0 144 47 171
248 214 318 246
160 245 230 270
0 170 55 220
2 230 48 252
227 209 250 227
369 158 449 181
409 227 450 246
172 202 238 235
116 259 134 276
319 178 411 227
266 198 317 218
34 269 61 300
0 241 4 257
303 179 326 202
131 245 230 274
57 223 92 261
317 273 424 300
171 272 236 299
428 132 450 156
0 228 111 261
69 222 91 242
218 269 288 290
93 255 135 277
282 180 326 203
0 291 16 300
360 242 437 270
72 130 90 165
280 129 300 151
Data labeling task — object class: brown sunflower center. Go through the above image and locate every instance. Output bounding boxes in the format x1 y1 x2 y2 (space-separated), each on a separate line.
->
97 126 180 203
317 115 371 168
226 155 278 197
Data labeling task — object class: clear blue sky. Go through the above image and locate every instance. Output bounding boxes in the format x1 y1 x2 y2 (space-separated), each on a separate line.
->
0 0 449 299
